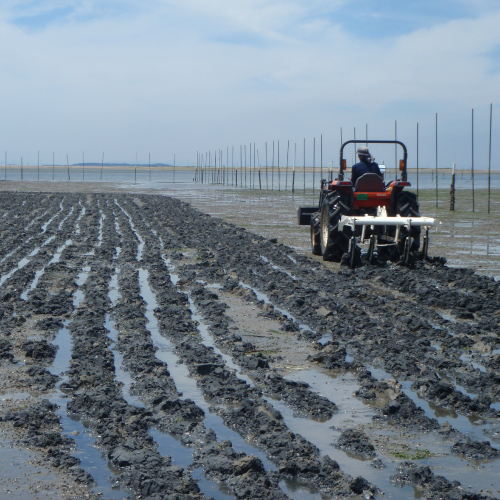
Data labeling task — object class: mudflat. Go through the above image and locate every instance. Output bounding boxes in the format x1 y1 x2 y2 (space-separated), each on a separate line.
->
0 185 499 500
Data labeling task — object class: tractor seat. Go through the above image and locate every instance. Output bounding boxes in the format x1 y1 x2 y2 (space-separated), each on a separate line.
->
354 173 384 192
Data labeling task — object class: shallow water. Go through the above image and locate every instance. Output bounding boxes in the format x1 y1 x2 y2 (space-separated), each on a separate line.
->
49 321 127 500
21 239 72 300
239 281 316 336
138 268 276 472
115 200 145 261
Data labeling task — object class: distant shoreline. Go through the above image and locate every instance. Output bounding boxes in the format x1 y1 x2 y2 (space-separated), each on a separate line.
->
1 165 498 175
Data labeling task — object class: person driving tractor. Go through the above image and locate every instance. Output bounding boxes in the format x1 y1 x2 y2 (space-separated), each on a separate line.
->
351 146 382 186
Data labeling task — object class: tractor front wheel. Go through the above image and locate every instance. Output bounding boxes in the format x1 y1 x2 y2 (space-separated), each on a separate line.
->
310 212 322 255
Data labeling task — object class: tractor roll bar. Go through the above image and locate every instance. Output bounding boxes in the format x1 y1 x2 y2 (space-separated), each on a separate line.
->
339 140 408 182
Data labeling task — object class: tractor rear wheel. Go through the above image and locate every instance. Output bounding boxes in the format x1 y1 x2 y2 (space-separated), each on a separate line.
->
395 191 421 252
320 193 350 261
310 212 322 255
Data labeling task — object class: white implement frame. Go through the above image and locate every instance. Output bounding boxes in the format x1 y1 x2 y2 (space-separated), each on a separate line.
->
338 207 440 265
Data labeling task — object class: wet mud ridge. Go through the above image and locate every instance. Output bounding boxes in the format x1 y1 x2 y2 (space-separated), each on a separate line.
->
0 192 499 500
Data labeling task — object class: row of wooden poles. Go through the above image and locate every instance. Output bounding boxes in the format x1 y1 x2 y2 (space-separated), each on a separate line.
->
195 136 330 197
196 104 495 214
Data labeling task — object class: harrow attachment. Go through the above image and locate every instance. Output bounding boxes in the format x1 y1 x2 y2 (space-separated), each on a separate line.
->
338 211 440 267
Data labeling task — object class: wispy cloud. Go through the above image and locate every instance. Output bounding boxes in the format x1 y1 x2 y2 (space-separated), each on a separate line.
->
0 0 498 166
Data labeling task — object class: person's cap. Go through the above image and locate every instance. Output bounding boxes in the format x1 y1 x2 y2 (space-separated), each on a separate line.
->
356 146 370 156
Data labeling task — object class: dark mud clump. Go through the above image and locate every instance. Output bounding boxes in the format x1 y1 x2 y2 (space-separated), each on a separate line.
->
335 428 376 459
452 438 500 460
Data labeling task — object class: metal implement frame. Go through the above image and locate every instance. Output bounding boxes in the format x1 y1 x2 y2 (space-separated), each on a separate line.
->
339 214 440 266
338 215 438 232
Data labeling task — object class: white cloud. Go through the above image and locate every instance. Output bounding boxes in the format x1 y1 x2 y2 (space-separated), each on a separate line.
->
0 0 498 168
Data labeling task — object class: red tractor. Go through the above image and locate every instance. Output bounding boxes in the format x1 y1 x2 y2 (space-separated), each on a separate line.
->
298 140 438 267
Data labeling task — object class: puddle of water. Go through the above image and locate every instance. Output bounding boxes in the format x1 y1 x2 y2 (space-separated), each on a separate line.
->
0 235 59 287
49 321 72 377
266 396 412 499
425 454 500 497
365 365 396 383
105 269 144 408
162 255 179 285
0 258 29 287
459 353 488 373
138 268 276 472
239 281 316 337
0 392 32 403
285 369 375 427
21 240 72 300
453 383 479 400
105 314 144 408
108 270 233 498
73 266 90 309
57 206 74 231
400 381 500 449
115 201 145 261
185 289 254 387
191 467 235 500
96 208 104 247
41 235 56 248
150 429 235 500
41 213 59 233
164 257 254 387
279 478 330 500
0 236 35 264
108 271 120 305
149 428 193 468
49 321 127 499
260 255 298 281
74 204 85 235
0 429 78 500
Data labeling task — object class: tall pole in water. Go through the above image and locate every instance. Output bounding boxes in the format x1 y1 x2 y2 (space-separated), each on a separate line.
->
488 103 492 214
265 142 268 189
286 140 289 190
277 140 280 191
394 120 397 180
471 108 475 212
435 113 438 208
320 134 323 182
416 122 419 197
312 137 316 199
303 137 306 194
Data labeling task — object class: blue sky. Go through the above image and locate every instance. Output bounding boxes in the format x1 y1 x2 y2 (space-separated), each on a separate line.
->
0 0 499 169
